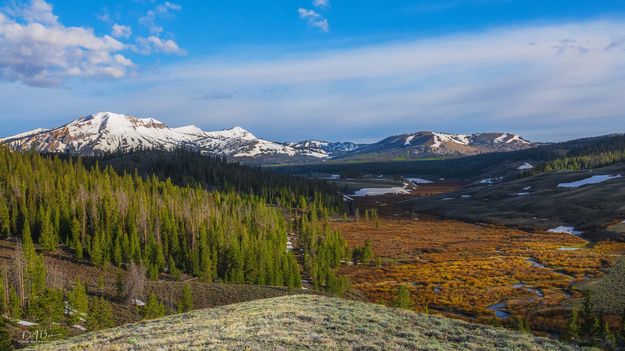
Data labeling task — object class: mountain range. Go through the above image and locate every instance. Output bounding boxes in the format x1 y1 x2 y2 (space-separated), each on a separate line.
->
0 112 533 163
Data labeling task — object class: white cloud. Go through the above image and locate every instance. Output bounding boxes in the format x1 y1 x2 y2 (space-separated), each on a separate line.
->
298 8 329 33
14 0 58 26
139 1 181 34
0 0 133 87
136 36 185 55
112 23 132 39
156 2 181 14
313 0 330 8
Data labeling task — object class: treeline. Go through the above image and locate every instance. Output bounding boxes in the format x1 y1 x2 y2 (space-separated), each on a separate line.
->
79 149 343 210
538 134 625 172
0 147 301 288
272 147 560 179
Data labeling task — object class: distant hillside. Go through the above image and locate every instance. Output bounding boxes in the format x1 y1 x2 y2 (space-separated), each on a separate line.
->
405 161 625 238
273 134 625 180
32 295 573 351
340 131 532 162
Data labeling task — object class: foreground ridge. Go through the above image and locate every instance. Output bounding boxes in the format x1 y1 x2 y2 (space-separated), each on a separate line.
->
32 295 573 351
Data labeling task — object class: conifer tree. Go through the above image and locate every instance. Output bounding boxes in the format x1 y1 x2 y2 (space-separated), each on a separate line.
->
86 297 114 331
395 285 413 310
0 317 11 351
7 288 20 320
168 256 181 281
579 292 595 342
177 283 193 313
67 281 89 324
142 293 166 320
566 309 580 342
38 208 56 252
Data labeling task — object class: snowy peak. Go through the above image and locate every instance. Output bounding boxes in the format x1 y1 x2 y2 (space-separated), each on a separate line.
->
0 113 329 161
1 113 534 163
203 126 256 141
288 140 364 156
173 125 206 136
351 131 532 159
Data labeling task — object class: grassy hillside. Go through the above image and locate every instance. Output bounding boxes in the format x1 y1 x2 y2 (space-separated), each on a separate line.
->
32 295 574 351
585 258 625 314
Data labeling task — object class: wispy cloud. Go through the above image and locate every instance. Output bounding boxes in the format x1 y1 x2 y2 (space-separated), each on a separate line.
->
298 8 329 33
137 1 184 55
139 1 181 34
313 0 330 9
116 21 625 141
2 21 625 142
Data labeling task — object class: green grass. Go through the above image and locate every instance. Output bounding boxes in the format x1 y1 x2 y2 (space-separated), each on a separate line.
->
585 258 625 314
30 295 575 351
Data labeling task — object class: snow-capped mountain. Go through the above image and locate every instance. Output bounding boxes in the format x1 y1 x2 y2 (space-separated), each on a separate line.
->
344 131 532 160
0 112 342 161
287 140 364 157
1 113 534 163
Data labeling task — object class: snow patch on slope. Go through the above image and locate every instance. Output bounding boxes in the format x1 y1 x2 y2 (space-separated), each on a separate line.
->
547 226 582 236
557 174 622 188
407 178 433 184
353 187 410 197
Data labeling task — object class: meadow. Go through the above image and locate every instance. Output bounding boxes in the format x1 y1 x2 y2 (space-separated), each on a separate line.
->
332 218 625 333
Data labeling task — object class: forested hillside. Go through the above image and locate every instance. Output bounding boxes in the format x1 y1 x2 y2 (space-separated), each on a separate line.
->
0 147 340 332
82 149 344 209
538 134 625 172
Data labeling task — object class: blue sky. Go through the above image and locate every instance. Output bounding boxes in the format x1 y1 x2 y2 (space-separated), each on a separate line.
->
1 0 625 142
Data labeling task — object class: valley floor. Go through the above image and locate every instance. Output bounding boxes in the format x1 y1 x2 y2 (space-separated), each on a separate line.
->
333 218 625 334
325 176 625 337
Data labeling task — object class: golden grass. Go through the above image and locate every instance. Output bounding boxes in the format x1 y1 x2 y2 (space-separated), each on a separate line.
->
333 219 625 330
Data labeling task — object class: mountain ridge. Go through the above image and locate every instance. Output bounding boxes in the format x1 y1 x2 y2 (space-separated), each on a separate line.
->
1 112 534 163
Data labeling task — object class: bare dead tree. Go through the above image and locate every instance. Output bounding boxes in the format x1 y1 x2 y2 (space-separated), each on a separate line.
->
2 268 8 313
12 242 25 309
124 261 146 304
45 260 65 290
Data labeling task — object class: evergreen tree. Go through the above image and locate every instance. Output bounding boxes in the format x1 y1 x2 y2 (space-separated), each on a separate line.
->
394 285 413 310
86 297 114 331
168 256 181 281
7 288 20 320
67 281 89 323
517 317 531 334
619 310 625 348
177 283 193 313
578 292 595 343
566 308 580 342
38 208 56 252
142 293 166 320
0 317 12 351
115 271 125 300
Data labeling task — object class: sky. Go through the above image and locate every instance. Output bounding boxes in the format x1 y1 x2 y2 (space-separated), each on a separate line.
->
1 1 625 143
